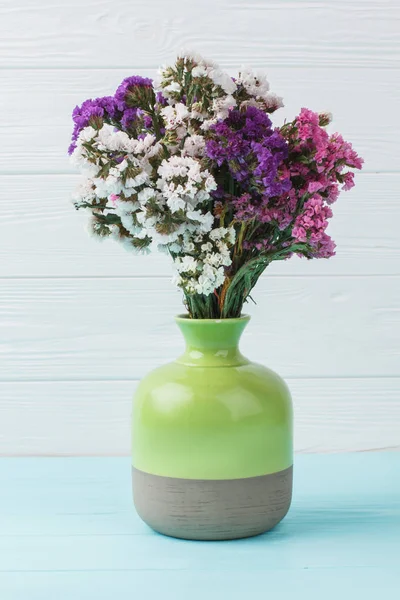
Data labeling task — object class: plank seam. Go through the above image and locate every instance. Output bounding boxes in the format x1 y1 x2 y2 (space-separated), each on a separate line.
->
0 274 399 281
1 376 400 384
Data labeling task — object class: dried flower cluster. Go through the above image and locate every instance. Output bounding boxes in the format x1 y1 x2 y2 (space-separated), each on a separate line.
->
69 51 363 318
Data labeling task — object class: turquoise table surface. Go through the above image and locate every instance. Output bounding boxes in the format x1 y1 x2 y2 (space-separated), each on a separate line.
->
0 453 399 599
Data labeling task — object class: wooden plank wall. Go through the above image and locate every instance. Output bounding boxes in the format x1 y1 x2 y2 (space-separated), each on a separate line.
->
0 0 399 454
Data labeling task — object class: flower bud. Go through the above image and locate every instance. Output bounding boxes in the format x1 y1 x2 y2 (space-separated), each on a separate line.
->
318 111 333 126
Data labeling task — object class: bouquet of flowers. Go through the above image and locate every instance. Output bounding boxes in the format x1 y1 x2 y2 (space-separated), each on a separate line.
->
69 51 363 319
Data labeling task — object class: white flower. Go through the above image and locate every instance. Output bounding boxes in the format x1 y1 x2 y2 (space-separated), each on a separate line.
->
209 227 227 241
150 224 187 246
182 239 195 252
182 135 205 158
79 126 97 143
119 213 140 236
176 255 198 274
72 178 97 207
195 274 214 295
263 92 284 111
157 156 216 211
177 49 217 68
97 125 132 152
227 227 236 245
172 273 183 287
208 68 237 94
204 253 221 267
138 187 158 205
169 222 235 297
161 103 189 130
177 50 236 94
153 65 168 89
164 81 181 94
134 134 160 157
125 171 149 188
167 194 186 213
114 199 138 215
190 106 208 122
191 65 208 78
71 55 244 285
239 98 265 111
204 252 229 268
187 210 214 233
200 118 217 132
94 174 122 197
237 67 270 99
169 241 182 253
214 266 226 288
201 242 213 252
205 175 217 193
136 209 157 230
117 159 128 172
212 95 236 120
70 145 98 176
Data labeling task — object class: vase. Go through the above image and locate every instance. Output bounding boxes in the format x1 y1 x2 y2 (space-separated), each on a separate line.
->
131 314 293 540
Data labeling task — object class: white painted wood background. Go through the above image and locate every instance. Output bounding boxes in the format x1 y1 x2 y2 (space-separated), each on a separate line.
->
0 0 399 455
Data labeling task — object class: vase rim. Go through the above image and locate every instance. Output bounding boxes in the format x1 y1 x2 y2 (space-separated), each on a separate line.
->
175 313 251 324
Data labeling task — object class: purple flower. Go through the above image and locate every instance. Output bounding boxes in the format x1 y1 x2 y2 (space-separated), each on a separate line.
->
115 75 153 110
143 114 153 129
121 107 138 129
156 91 168 106
68 96 117 154
206 106 291 221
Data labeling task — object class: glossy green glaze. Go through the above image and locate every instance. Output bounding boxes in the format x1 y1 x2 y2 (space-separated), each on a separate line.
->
132 315 293 480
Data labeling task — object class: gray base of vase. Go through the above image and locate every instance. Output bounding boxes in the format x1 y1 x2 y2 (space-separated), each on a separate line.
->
132 465 293 541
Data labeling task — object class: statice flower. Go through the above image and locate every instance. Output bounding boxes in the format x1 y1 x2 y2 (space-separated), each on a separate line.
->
157 156 216 213
273 107 364 258
292 196 335 257
206 106 290 203
120 107 138 130
236 67 284 113
68 96 117 155
69 51 363 318
173 227 235 296
115 75 153 110
160 103 190 142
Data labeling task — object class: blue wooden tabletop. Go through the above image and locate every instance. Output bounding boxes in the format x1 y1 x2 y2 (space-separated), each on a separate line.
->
1 452 399 599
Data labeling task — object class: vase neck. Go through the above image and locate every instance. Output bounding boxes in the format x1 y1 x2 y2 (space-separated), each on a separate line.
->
175 315 250 367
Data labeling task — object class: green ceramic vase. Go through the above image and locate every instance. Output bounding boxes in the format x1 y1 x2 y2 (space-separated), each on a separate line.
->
132 314 293 540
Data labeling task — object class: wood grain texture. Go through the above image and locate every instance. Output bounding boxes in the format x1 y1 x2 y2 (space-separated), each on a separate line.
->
0 454 399 599
1 379 399 455
1 173 399 277
1 0 399 456
0 67 398 173
1 569 399 600
0 0 399 68
0 276 399 382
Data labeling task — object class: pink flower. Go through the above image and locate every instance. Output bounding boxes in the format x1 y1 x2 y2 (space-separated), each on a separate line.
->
292 195 333 255
315 233 336 258
342 172 355 191
308 181 324 194
292 225 307 242
275 105 363 261
327 184 340 204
